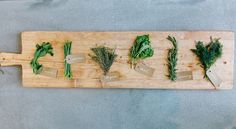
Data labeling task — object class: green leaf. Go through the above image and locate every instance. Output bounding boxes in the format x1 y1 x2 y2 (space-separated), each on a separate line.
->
30 42 54 74
129 34 154 68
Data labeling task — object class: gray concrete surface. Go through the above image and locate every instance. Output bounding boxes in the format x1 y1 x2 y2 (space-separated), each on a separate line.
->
0 0 235 129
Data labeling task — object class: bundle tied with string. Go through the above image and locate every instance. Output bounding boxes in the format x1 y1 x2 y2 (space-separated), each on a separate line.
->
191 37 223 88
129 34 155 77
89 45 121 84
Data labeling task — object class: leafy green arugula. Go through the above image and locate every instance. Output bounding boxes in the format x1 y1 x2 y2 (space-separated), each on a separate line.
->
167 35 178 81
30 42 54 74
64 41 73 78
129 34 154 68
191 37 223 76
89 45 117 75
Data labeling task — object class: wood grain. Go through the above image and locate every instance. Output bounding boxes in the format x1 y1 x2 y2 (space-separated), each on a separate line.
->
0 31 234 89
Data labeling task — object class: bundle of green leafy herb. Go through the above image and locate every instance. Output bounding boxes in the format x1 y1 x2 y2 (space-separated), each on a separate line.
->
129 34 154 68
89 45 117 75
191 37 223 76
64 41 73 78
167 35 178 81
30 42 54 74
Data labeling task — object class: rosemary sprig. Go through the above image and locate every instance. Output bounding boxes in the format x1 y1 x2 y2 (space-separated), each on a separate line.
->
129 34 154 68
191 37 223 77
167 35 178 81
89 45 117 75
30 42 54 74
64 41 73 78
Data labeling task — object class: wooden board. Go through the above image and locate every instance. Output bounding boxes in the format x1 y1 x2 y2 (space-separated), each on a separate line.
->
0 31 234 89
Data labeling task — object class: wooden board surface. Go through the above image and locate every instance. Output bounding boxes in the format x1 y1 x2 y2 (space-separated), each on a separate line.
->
0 31 234 89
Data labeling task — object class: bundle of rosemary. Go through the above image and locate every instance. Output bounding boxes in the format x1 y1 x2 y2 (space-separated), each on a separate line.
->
89 45 117 75
30 42 54 74
167 35 178 81
191 37 223 77
64 41 73 78
129 34 154 68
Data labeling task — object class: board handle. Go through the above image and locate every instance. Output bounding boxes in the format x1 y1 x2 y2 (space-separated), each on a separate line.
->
0 52 26 66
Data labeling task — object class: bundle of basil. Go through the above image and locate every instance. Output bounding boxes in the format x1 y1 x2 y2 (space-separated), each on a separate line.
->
30 42 54 74
129 35 154 68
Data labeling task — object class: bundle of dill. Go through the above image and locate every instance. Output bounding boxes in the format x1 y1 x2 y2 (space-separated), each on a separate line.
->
191 37 223 76
64 41 73 78
129 34 154 68
89 45 117 75
30 42 54 74
167 35 178 81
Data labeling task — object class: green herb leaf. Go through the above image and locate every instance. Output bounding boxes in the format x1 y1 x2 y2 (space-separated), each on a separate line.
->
129 34 154 68
89 45 117 75
191 37 223 77
64 41 73 78
167 35 178 81
30 42 54 74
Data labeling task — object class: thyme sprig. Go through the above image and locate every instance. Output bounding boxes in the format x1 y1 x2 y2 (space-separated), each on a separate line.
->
30 42 54 74
89 45 117 75
191 37 223 77
167 35 178 81
64 41 73 78
129 34 154 68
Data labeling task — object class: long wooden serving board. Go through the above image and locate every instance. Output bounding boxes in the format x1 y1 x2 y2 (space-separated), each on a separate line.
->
0 31 234 89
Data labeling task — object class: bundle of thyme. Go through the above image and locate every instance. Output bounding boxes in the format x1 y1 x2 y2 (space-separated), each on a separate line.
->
129 34 154 68
30 42 54 74
191 37 223 77
89 45 117 75
167 35 178 81
64 41 73 78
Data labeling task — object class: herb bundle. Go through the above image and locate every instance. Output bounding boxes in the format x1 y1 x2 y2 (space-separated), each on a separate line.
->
64 41 73 78
129 34 154 68
191 37 223 76
30 42 54 74
167 35 178 81
89 45 117 75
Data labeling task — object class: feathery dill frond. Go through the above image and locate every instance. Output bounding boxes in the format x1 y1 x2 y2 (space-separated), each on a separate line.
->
191 37 223 76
